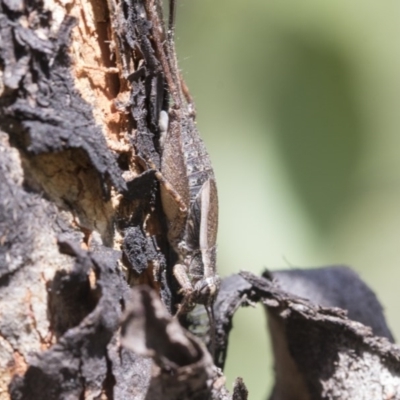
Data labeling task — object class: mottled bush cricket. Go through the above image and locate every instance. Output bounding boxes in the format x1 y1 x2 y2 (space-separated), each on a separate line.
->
144 0 220 348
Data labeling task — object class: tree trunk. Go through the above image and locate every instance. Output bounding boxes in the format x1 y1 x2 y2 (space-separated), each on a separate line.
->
0 0 399 399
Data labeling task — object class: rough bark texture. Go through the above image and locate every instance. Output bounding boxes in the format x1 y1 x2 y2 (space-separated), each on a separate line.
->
214 270 398 400
0 0 399 399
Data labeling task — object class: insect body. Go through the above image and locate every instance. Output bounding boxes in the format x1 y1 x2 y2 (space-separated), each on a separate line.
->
145 0 220 315
161 110 220 314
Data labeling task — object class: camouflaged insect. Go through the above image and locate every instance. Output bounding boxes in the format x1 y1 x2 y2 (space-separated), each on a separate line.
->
145 0 220 315
158 109 220 314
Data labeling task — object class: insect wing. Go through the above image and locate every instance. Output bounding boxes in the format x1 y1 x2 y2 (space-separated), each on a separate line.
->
202 178 218 250
159 113 190 243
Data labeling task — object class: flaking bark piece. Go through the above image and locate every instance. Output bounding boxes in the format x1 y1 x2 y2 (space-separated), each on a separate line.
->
121 286 232 400
0 132 38 278
109 0 164 168
122 227 163 275
270 266 394 342
214 269 400 400
0 0 126 199
121 286 201 366
8 242 131 400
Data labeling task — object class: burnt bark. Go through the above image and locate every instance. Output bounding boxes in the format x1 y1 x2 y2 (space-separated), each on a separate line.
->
214 270 398 400
0 0 399 399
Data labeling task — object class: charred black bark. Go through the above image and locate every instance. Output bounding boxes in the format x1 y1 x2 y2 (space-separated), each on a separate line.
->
1 0 399 399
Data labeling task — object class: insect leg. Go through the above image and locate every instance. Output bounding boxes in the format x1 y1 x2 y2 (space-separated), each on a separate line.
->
205 305 216 359
173 263 192 294
197 179 219 279
154 171 187 213
173 263 196 314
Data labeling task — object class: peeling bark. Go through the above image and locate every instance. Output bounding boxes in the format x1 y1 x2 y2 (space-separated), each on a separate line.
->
214 270 398 400
0 0 399 399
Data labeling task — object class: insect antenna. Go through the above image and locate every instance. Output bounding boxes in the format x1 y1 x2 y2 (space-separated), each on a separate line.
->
205 304 217 360
165 0 182 108
168 0 176 43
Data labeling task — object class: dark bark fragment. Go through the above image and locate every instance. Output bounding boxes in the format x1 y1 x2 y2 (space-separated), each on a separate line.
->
270 266 394 342
123 226 159 275
214 269 399 400
121 286 231 400
0 0 126 199
9 242 129 400
0 132 37 279
110 0 165 167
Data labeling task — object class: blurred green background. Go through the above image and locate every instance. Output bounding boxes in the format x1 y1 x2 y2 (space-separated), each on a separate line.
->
171 1 400 398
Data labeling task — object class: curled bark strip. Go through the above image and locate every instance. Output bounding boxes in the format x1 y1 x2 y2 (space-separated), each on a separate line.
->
121 286 202 367
214 268 398 400
121 286 236 400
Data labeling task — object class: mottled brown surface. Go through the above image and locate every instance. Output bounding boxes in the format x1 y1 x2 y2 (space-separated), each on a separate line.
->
1 0 400 399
